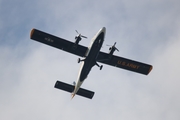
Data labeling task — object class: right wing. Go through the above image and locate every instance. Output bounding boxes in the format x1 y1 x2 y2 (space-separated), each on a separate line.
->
30 29 88 57
97 52 153 75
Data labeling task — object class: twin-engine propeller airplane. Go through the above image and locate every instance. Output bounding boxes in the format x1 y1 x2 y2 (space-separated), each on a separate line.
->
30 27 153 99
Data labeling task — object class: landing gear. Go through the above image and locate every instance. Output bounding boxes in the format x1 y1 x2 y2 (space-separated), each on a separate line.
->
77 58 85 63
100 65 103 70
77 58 81 63
96 62 103 70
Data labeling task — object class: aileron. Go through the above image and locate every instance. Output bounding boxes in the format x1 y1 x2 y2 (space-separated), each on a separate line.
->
97 51 152 75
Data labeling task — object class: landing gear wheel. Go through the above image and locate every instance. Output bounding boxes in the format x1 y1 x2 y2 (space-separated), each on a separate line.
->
100 65 103 70
77 58 81 63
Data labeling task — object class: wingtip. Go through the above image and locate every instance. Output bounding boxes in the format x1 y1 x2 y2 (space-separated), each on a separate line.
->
147 65 153 75
30 28 35 39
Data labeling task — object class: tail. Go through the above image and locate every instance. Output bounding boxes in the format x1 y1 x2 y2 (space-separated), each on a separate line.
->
71 93 76 99
54 81 95 99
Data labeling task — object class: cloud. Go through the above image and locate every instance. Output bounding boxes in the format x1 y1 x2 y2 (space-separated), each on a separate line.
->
143 38 180 119
0 0 180 120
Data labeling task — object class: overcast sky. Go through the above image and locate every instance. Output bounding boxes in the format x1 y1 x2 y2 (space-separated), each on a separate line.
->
0 0 180 120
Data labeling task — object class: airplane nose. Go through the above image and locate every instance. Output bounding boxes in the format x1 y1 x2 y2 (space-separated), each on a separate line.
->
101 27 106 33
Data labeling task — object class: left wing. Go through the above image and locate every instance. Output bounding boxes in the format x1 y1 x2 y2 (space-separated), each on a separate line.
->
30 29 88 57
97 52 153 75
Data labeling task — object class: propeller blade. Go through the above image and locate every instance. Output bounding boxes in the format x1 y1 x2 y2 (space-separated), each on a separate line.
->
116 48 119 52
114 42 119 52
107 42 117 47
75 30 87 39
106 44 111 46
81 35 87 39
75 30 79 34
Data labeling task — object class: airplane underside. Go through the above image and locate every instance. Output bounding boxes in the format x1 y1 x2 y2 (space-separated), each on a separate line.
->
30 27 153 99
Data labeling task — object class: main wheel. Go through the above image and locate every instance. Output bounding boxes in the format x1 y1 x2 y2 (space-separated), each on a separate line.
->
77 58 81 63
100 65 103 70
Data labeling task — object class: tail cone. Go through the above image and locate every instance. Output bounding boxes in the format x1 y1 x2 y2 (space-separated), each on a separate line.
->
71 93 75 99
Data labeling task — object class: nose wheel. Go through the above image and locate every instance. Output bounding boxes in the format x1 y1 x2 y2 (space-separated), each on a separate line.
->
100 65 103 70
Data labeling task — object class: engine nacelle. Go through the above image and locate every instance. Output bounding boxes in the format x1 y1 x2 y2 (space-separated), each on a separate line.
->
74 30 87 45
108 47 115 59
108 42 119 59
75 35 82 44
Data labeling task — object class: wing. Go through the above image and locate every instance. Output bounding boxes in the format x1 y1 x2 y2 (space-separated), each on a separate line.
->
30 29 88 57
97 52 153 75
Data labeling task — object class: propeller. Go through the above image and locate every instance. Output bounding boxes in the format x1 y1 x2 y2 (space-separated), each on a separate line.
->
107 42 119 52
75 30 87 39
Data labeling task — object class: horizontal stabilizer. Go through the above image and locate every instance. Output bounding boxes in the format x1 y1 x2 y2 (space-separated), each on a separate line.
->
54 81 94 99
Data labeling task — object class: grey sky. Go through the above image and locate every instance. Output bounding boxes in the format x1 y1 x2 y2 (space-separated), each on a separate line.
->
0 0 180 120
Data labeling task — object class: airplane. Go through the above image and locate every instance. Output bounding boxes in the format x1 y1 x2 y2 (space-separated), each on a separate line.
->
30 27 153 99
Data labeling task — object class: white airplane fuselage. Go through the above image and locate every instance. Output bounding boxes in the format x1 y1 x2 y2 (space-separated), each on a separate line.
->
72 27 106 97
